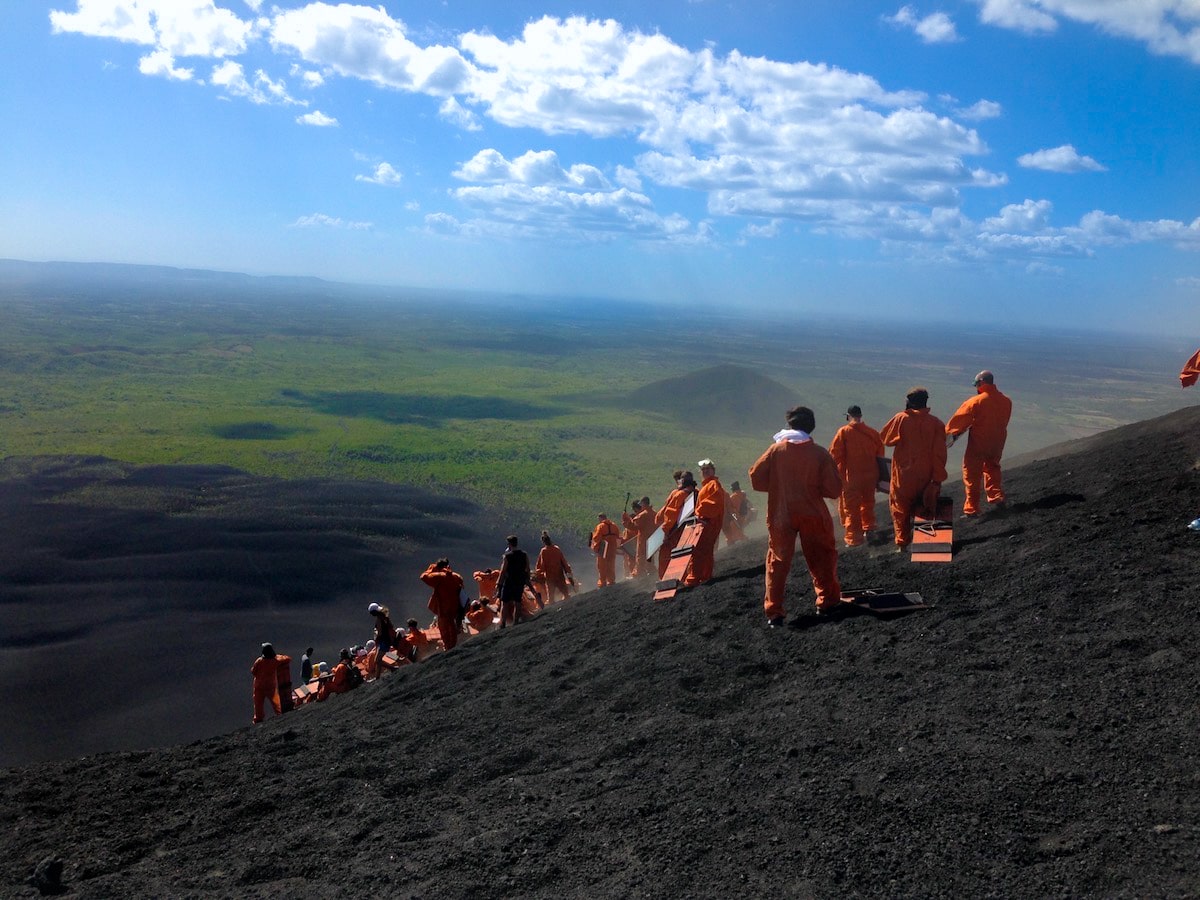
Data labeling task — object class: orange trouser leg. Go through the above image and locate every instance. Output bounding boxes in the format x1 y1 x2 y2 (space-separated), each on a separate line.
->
438 613 458 650
982 458 1005 504
546 578 570 603
840 486 874 542
597 555 616 586
961 453 983 514
253 686 274 724
797 518 841 610
685 518 720 585
764 523 798 620
889 488 917 545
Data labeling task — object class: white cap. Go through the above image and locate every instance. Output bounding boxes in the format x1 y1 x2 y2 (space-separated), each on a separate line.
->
698 458 715 468
368 602 381 614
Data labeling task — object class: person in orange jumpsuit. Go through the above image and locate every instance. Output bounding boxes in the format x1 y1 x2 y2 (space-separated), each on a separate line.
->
403 617 433 661
590 513 620 587
685 459 726 586
619 501 641 578
655 471 696 578
474 568 501 604
624 496 656 576
317 649 354 701
535 530 575 603
421 557 466 651
749 406 843 626
946 371 1013 517
464 599 498 634
880 387 948 549
828 404 885 547
274 650 294 713
721 481 747 546
1181 347 1200 387
250 642 282 724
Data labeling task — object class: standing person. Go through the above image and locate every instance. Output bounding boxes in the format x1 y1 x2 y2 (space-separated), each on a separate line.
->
589 513 621 587
421 557 466 651
749 406 843 627
655 470 696 578
496 534 532 627
946 370 1013 517
275 649 294 713
299 646 315 683
722 481 747 546
367 602 396 680
619 501 641 579
535 531 575 604
628 496 657 576
829 405 885 547
250 643 282 724
685 459 726 586
880 387 948 551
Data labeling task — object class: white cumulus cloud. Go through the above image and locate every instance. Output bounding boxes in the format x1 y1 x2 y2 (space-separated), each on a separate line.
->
1018 144 1106 173
974 0 1200 64
296 109 337 126
356 162 402 186
138 48 194 80
50 0 254 58
884 6 960 43
211 60 300 105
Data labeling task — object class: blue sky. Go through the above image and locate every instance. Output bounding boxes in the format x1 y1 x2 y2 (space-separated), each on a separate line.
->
2 1 1199 334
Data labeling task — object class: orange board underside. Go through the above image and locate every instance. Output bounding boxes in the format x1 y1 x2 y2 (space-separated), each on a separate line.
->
652 520 701 601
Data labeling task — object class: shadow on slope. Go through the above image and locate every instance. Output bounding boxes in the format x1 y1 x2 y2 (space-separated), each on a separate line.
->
2 407 1199 897
0 456 538 768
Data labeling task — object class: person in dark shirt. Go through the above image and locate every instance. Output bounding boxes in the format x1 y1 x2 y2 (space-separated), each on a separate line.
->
496 534 532 628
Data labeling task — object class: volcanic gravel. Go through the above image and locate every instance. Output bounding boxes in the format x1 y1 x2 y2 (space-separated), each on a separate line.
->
2 406 1199 898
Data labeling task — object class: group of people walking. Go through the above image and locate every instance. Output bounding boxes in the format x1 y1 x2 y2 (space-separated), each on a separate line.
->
751 371 1012 626
253 370 1011 720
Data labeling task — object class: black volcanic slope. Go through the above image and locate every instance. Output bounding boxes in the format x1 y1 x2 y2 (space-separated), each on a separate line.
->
2 407 1200 898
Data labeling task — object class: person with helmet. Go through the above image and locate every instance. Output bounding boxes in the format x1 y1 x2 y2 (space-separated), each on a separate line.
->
945 370 1013 517
880 387 948 550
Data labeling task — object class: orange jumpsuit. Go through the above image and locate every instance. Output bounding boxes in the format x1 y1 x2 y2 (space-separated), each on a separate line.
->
654 488 692 578
404 628 433 662
685 475 726 586
535 543 574 603
880 407 948 545
629 504 656 576
422 564 466 651
749 437 842 619
946 383 1013 515
591 519 620 587
624 513 643 578
721 490 746 546
1181 348 1200 387
828 420 885 545
465 601 497 634
250 655 281 724
317 661 351 701
474 569 501 600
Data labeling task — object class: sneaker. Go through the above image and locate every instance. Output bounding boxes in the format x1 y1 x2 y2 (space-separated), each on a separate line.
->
767 617 785 629
894 543 908 554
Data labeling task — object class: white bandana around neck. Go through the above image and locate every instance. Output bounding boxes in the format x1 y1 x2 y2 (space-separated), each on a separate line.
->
773 428 812 443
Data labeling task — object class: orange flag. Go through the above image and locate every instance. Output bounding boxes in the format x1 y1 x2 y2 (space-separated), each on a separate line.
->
1181 348 1200 388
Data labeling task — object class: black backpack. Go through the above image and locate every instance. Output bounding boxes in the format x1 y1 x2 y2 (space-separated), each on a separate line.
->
346 662 364 689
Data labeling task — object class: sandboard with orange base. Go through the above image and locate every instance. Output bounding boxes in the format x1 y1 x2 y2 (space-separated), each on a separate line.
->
911 496 954 563
652 518 702 601
841 588 930 614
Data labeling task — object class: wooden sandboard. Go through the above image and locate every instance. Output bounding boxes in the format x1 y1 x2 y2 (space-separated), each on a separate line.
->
911 496 954 563
652 518 701 601
841 588 930 613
